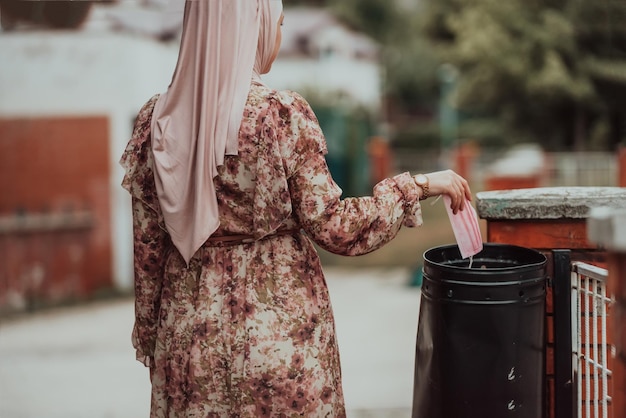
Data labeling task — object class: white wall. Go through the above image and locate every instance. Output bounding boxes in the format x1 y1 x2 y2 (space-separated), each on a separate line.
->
0 30 179 290
264 55 382 110
0 25 381 292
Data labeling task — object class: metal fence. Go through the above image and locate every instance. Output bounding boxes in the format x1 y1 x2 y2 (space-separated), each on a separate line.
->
390 149 617 188
571 261 613 418
549 153 618 187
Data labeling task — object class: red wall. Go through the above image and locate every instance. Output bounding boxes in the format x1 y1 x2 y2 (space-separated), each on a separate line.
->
0 116 112 313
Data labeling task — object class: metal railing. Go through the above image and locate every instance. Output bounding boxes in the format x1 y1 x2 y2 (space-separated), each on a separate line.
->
391 149 617 188
571 261 613 418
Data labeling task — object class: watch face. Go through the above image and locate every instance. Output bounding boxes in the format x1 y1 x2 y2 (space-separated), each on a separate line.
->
415 174 428 185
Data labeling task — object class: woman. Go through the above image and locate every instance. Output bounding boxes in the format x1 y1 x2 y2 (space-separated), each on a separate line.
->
120 0 472 416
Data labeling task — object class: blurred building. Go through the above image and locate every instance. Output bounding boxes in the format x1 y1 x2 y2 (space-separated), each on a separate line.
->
107 3 383 108
0 1 180 314
0 1 382 314
265 7 381 109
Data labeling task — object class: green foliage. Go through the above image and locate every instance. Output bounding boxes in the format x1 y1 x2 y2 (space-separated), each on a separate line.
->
289 0 626 150
384 38 441 111
391 121 441 150
391 117 507 151
417 0 626 150
327 0 410 43
285 0 327 6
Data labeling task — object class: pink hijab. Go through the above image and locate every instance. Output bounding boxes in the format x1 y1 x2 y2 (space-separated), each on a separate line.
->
151 0 283 264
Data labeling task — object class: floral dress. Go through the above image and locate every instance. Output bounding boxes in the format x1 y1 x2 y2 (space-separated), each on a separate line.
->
120 83 423 418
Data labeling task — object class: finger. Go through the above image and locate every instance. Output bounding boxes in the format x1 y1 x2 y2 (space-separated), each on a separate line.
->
453 178 470 210
451 193 460 213
461 183 469 209
452 174 470 201
463 180 472 201
451 190 461 214
448 192 456 213
452 183 464 213
457 185 467 212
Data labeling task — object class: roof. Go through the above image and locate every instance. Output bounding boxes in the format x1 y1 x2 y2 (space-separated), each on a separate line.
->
103 4 378 61
280 7 378 61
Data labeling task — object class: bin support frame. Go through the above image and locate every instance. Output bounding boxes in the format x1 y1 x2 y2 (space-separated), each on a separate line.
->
553 250 574 418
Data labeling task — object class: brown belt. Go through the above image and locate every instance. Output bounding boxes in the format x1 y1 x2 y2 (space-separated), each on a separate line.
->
205 228 300 247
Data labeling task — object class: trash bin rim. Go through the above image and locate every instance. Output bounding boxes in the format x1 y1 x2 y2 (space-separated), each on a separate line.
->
431 276 546 287
423 243 547 273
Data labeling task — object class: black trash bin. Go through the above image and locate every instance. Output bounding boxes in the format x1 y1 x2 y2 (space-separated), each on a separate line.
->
412 243 547 418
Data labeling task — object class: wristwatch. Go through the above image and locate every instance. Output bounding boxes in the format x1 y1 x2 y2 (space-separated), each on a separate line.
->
414 174 430 200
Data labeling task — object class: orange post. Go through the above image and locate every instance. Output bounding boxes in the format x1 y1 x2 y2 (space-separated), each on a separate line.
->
453 141 479 183
367 136 391 186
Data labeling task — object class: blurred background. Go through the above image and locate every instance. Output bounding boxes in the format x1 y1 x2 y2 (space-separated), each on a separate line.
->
0 0 624 416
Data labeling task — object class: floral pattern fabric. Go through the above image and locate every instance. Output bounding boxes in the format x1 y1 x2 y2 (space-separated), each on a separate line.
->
120 84 423 417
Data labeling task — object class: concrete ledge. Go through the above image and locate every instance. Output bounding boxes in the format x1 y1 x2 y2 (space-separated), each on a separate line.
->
476 187 626 220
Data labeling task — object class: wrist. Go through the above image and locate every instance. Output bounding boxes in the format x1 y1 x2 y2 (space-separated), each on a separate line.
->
413 174 430 200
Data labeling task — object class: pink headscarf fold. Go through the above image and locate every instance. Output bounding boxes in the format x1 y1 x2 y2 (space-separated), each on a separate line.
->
150 0 283 264
253 0 283 83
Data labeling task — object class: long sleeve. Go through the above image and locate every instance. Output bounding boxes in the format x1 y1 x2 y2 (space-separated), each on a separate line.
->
120 95 168 367
275 91 422 256
291 154 421 256
130 196 168 367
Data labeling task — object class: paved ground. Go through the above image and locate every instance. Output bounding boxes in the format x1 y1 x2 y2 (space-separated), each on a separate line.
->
0 267 421 418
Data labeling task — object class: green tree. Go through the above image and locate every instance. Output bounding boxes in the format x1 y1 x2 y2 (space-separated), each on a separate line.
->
570 0 626 149
327 0 407 44
417 0 626 151
286 0 328 6
323 0 445 148
286 0 626 151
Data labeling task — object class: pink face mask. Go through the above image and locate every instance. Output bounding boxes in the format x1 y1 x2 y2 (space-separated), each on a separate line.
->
443 195 483 259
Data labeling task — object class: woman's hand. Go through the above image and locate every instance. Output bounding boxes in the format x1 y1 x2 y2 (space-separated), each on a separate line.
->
419 170 472 214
